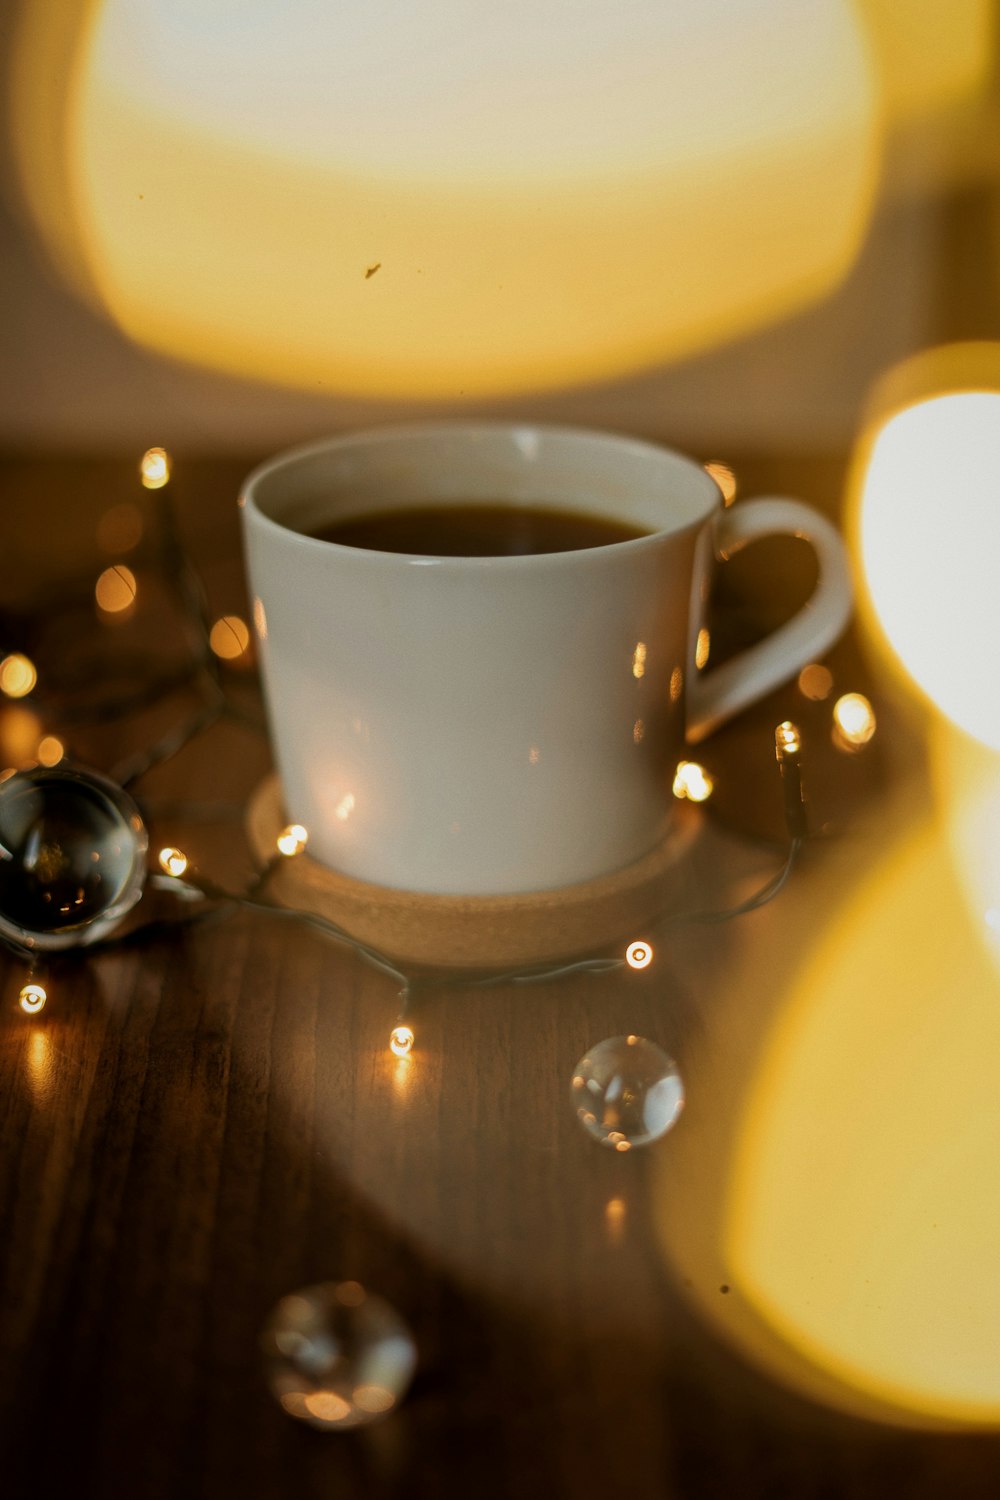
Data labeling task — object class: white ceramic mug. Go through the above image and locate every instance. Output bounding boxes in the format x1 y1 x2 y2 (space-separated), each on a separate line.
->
241 423 851 895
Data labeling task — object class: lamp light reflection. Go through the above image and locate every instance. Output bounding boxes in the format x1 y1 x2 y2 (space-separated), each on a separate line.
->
704 461 737 505
19 982 47 1014
390 1025 414 1058
632 643 647 680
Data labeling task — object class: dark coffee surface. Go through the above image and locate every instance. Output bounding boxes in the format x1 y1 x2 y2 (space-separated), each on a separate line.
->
305 502 647 556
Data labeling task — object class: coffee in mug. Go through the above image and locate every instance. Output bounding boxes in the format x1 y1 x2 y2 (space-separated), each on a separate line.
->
241 422 852 895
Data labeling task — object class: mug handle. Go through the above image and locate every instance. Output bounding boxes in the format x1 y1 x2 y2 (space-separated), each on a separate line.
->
685 498 853 745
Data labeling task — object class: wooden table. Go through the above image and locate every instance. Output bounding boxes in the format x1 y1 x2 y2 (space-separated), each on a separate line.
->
1 453 998 1498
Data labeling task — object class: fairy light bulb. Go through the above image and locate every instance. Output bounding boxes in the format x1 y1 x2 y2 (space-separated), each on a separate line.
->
276 824 308 857
389 1025 414 1058
19 982 47 1014
672 760 714 802
775 721 808 839
775 720 802 760
140 447 171 488
158 846 189 877
626 940 654 970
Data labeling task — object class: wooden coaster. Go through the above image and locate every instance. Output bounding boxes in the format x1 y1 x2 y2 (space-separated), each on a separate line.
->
246 773 701 970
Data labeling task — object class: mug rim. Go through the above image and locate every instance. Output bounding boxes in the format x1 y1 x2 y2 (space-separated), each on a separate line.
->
239 419 722 566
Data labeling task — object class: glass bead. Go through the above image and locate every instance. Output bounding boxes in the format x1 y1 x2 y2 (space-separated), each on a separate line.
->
0 765 148 951
261 1280 417 1430
571 1035 684 1150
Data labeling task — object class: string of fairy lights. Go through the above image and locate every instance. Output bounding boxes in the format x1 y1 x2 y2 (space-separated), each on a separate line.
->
1 447 879 1058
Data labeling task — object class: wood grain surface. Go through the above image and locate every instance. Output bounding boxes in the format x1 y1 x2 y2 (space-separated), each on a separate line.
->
1 455 998 1499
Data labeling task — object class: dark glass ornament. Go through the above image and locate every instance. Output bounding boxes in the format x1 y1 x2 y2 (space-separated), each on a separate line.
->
0 765 148 951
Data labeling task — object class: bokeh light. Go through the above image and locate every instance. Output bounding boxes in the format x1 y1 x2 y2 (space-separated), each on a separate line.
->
9 0 879 399
833 692 877 749
209 615 251 661
673 761 714 803
857 384 1000 749
95 564 138 614
0 654 37 699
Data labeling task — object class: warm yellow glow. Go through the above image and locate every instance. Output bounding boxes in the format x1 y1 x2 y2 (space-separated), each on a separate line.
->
209 615 250 660
673 760 714 803
36 736 65 767
704 461 737 506
669 666 684 703
774 721 802 760
390 1025 414 1059
929 721 1000 982
158 846 188 877
95 563 137 613
626 940 654 970
631 643 647 680
0 654 37 699
798 663 834 701
833 692 876 747
140 446 170 488
353 1384 396 1414
27 1029 52 1099
13 1 878 399
303 1390 352 1424
695 629 711 670
860 0 995 129
856 381 1000 749
724 815 1000 1425
276 823 308 857
632 719 645 744
19 983 47 1014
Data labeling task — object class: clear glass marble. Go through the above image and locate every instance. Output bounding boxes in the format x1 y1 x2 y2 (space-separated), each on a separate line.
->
571 1035 684 1150
0 765 148 951
261 1280 417 1430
